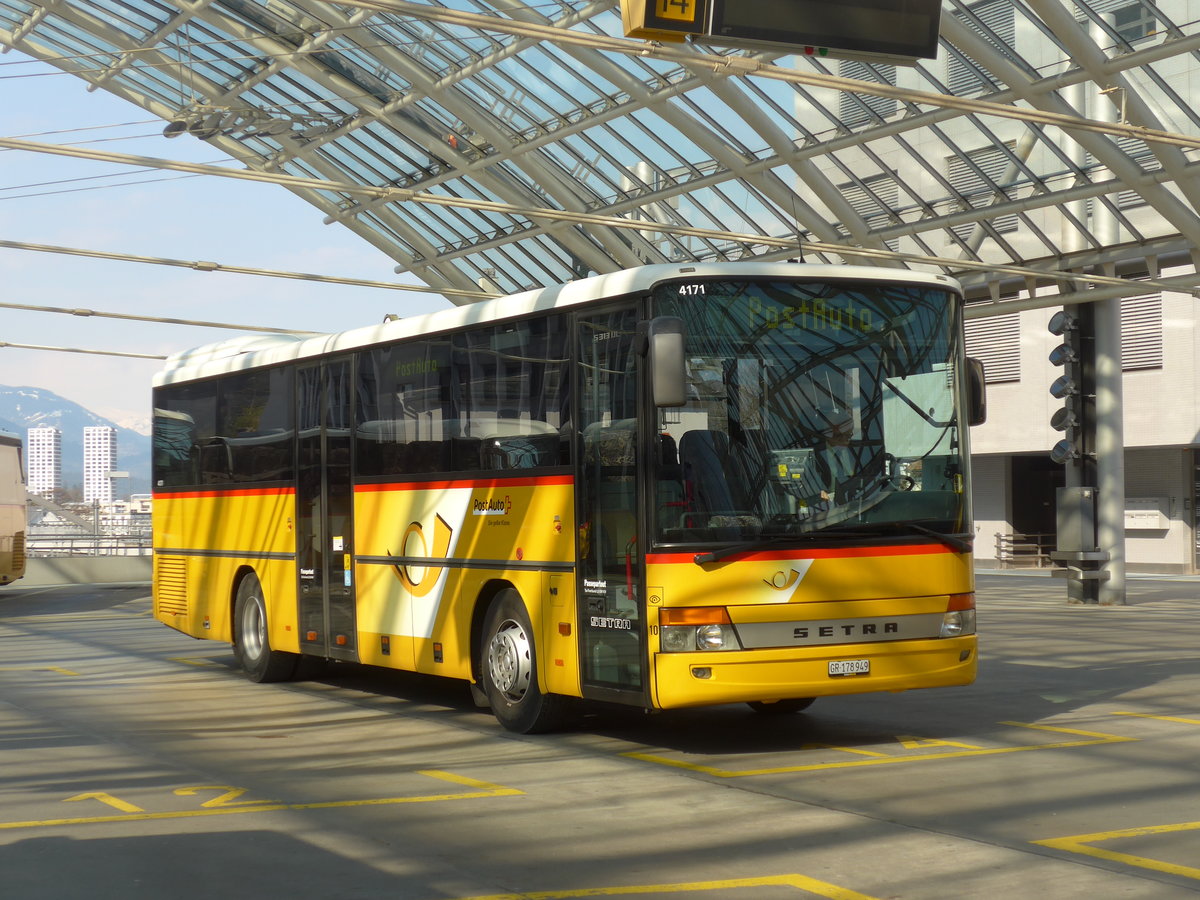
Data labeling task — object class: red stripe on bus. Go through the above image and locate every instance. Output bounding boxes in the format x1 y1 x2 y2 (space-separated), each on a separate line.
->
646 543 957 565
356 475 574 492
153 486 296 500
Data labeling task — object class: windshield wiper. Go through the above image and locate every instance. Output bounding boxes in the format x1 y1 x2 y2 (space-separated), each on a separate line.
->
691 523 970 565
901 522 973 553
693 532 871 565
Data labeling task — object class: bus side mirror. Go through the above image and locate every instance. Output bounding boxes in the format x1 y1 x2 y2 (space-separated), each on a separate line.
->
966 356 987 426
644 316 686 407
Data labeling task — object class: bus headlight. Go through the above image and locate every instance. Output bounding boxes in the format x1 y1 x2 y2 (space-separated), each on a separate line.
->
940 593 976 637
660 623 740 651
660 626 698 652
697 623 732 650
659 608 741 652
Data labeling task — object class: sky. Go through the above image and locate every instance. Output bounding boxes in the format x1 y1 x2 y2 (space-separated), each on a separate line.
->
0 51 451 433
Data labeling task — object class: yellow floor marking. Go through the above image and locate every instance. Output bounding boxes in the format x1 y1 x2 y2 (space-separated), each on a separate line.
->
458 873 879 899
800 743 891 758
896 735 984 751
168 657 223 667
1112 711 1200 726
622 722 1134 777
1034 821 1200 881
174 786 279 808
64 792 144 814
0 770 520 831
0 665 80 676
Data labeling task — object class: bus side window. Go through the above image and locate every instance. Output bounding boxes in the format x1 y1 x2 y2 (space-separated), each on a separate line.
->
355 342 452 478
452 316 569 473
153 381 216 488
451 436 482 471
153 407 201 487
199 438 232 483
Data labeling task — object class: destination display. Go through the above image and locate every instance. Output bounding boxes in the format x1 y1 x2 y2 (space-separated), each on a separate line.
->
622 0 942 63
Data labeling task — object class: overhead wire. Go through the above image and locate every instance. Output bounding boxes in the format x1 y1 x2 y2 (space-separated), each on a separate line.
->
2 2 1195 335
0 238 497 299
2 3 1188 156
5 119 162 136
2 132 1191 305
0 21 501 84
0 119 256 198
0 166 194 193
6 6 1199 154
0 341 166 360
0 297 316 334
0 171 207 201
0 104 489 362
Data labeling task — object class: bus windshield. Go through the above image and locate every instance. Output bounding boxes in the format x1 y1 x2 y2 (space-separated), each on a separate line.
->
652 278 968 546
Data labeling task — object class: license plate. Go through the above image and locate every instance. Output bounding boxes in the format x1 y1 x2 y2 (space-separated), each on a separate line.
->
829 659 870 677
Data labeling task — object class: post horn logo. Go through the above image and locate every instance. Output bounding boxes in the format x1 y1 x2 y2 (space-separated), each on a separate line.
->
764 569 802 591
389 514 453 596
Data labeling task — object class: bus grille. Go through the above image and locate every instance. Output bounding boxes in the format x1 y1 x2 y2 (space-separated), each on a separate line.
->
11 531 24 570
155 556 188 617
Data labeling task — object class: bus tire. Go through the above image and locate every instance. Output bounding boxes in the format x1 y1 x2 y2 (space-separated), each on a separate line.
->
233 573 298 683
747 698 815 714
481 588 564 734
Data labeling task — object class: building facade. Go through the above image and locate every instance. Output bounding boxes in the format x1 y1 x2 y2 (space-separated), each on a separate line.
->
965 273 1193 574
785 0 1195 575
83 426 118 504
25 425 61 500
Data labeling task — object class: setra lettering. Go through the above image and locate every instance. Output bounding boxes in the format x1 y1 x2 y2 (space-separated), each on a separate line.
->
793 621 901 640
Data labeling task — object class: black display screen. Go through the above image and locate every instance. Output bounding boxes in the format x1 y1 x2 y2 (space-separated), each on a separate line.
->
709 0 942 59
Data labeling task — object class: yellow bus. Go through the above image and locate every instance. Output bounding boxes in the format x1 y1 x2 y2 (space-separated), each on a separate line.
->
0 430 26 586
152 262 985 732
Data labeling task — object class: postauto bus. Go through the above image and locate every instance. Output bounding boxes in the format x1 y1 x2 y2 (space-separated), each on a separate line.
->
152 262 985 732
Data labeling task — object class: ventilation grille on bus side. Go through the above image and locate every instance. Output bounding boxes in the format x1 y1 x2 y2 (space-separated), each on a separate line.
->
155 556 188 617
11 531 24 570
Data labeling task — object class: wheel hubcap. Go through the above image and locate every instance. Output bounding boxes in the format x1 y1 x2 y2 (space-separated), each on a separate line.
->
487 618 531 702
242 596 265 659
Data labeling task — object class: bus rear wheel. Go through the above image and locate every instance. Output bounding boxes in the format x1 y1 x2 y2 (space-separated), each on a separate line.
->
747 698 815 714
481 589 564 734
233 573 298 683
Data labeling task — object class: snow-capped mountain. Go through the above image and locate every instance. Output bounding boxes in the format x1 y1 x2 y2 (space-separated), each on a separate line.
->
0 386 150 495
95 409 152 437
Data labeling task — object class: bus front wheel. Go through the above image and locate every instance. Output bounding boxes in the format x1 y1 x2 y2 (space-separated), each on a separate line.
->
481 589 564 734
233 573 298 683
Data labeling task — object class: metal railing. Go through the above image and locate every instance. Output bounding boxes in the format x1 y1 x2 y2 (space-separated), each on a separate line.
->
995 532 1054 568
26 526 152 557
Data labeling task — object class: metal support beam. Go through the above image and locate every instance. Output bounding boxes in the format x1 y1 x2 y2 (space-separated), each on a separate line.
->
1094 291 1126 604
1090 15 1127 605
26 492 95 531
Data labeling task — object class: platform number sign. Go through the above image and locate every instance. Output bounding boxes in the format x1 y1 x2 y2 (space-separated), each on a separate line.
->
656 0 698 22
621 0 708 40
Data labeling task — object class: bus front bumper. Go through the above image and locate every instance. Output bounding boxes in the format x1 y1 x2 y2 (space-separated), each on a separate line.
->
652 636 976 709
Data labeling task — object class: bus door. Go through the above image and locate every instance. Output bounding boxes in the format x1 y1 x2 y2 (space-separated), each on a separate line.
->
297 358 358 662
576 307 648 703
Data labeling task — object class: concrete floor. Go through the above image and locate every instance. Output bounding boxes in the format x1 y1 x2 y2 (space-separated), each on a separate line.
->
1 573 1198 899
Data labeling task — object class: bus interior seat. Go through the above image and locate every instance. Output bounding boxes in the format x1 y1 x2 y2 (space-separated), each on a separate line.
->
678 430 736 518
678 429 768 523
583 419 636 468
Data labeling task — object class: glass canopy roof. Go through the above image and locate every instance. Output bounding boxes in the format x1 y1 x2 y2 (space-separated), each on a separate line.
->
2 0 1198 305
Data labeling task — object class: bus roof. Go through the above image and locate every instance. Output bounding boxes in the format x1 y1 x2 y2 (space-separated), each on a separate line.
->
153 261 961 387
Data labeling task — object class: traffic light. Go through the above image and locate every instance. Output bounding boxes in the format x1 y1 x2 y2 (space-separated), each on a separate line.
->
1047 303 1104 601
1047 306 1094 472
